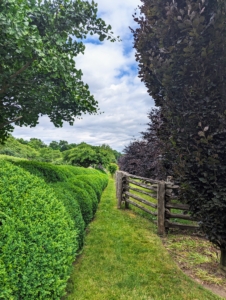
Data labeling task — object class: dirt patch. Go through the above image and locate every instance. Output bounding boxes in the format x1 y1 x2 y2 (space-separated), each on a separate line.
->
162 230 226 299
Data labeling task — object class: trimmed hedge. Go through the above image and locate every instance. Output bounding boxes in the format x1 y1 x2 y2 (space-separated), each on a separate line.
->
65 165 104 176
69 179 99 215
4 160 68 183
49 182 85 249
75 175 108 201
0 160 77 300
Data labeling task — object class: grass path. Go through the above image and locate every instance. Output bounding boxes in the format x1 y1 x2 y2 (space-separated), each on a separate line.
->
64 177 221 300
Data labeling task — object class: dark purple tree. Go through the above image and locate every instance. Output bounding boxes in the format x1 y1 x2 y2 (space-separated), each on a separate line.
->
119 109 172 180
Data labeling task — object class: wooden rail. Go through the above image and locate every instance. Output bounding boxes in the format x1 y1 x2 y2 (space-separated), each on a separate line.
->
116 171 198 236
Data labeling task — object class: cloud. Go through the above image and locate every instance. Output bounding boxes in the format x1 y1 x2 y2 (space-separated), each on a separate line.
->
13 0 154 152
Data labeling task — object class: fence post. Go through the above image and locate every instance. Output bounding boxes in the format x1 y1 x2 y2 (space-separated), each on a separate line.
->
124 176 130 209
157 181 166 236
116 171 123 209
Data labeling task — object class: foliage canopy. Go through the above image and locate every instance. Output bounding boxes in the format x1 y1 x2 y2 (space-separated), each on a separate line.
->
133 0 226 259
0 0 116 142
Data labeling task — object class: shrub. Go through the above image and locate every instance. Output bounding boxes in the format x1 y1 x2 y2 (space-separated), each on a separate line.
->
49 182 85 249
108 163 118 177
5 159 68 183
75 175 108 201
0 160 77 299
65 165 102 176
69 179 99 215
55 181 94 226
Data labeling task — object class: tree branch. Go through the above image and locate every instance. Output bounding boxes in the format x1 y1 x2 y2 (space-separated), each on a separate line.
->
0 59 35 94
0 116 23 129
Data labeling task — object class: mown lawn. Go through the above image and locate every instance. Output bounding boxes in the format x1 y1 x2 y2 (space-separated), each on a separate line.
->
64 176 221 300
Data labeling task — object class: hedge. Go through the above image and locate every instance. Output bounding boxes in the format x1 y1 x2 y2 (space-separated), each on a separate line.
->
75 175 108 201
69 179 99 215
4 160 68 183
49 182 85 249
0 160 77 299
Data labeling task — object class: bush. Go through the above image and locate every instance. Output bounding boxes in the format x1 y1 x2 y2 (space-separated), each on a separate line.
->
108 163 118 177
65 166 102 176
55 181 94 226
75 175 108 201
69 179 99 215
5 159 68 183
50 183 85 249
0 160 77 299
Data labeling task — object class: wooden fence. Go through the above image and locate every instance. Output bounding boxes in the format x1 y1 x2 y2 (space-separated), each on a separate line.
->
116 171 199 236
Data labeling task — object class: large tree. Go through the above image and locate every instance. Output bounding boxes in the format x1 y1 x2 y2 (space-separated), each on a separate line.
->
119 109 170 179
133 0 226 270
0 0 116 142
63 142 112 168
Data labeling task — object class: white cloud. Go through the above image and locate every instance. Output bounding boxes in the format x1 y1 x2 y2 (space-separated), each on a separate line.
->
13 0 154 152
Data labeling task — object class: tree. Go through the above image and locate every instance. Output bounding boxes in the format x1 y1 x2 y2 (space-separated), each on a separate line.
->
63 143 112 168
0 135 39 159
49 141 61 151
39 147 62 163
108 163 118 177
119 109 169 180
133 0 226 270
27 138 47 150
0 0 116 142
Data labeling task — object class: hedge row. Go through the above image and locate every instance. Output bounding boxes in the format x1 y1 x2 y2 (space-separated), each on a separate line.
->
0 160 77 299
0 157 108 299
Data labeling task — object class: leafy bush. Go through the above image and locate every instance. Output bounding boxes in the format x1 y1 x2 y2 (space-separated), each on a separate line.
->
69 179 99 215
108 163 118 177
49 182 85 249
75 175 108 201
65 165 102 176
5 159 68 183
0 160 77 299
0 136 40 159
65 182 94 226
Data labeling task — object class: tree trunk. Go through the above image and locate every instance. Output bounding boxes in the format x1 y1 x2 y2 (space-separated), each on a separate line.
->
220 248 226 273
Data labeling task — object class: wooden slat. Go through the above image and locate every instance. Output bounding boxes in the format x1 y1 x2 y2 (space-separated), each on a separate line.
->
165 220 199 229
166 203 189 210
127 179 158 192
125 191 157 209
125 199 157 216
165 194 179 199
127 174 159 184
129 186 157 199
165 184 180 189
165 210 196 221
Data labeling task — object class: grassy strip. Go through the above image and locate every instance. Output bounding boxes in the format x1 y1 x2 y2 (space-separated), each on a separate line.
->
164 234 226 291
64 177 221 300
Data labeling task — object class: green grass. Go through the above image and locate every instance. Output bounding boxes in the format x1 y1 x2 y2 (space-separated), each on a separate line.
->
64 177 221 300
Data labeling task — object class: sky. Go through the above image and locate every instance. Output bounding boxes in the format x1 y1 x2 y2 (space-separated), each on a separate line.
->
13 0 155 152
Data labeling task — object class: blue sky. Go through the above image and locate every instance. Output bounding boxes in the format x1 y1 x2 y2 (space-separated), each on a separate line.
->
13 0 155 152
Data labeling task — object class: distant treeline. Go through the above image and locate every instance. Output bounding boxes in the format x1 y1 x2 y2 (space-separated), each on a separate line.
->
0 135 121 167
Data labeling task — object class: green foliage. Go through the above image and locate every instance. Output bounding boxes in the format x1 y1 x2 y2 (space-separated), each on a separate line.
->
0 0 117 142
0 135 39 159
133 0 226 252
26 138 47 150
6 159 68 183
75 175 108 201
65 165 102 176
49 140 77 152
63 143 112 168
59 181 94 226
38 147 62 163
108 163 118 177
0 160 77 299
49 182 85 250
69 179 99 215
